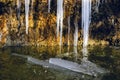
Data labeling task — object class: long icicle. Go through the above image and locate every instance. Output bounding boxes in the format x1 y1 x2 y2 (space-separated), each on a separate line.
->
74 18 78 47
17 0 21 30
68 16 70 46
56 0 60 37
81 0 92 60
82 0 91 48
57 0 64 46
25 0 30 34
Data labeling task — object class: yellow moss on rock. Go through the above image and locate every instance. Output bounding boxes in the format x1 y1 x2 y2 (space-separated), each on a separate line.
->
0 16 8 46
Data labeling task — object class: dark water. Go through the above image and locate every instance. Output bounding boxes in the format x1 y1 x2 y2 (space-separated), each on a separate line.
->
0 46 120 80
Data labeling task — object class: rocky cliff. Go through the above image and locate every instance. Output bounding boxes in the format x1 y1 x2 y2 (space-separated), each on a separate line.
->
0 0 120 46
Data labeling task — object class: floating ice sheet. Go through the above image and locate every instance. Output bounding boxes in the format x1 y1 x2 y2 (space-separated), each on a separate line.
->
12 53 108 76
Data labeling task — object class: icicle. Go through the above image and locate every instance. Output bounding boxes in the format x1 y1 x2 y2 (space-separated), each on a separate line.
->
68 16 70 46
17 0 21 30
57 0 64 46
0 33 2 41
25 0 30 34
82 47 88 61
74 46 78 61
17 0 21 20
30 0 34 11
95 0 100 12
74 19 78 47
56 0 60 37
82 0 92 48
48 0 51 13
102 0 104 3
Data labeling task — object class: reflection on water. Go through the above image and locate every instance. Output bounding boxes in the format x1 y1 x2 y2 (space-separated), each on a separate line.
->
0 46 120 80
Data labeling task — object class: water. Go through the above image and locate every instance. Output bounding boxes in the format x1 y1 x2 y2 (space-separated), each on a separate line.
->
57 0 64 46
0 46 120 80
25 0 30 34
82 0 92 48
48 0 51 13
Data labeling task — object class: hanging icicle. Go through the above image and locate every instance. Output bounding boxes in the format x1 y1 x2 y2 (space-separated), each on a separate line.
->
95 0 100 12
74 18 78 47
81 0 92 59
48 0 51 13
25 0 30 34
57 0 64 46
0 33 2 41
17 0 21 30
17 0 21 20
68 16 70 46
82 0 92 48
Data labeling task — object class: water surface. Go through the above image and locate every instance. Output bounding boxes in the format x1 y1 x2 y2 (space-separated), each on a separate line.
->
0 46 120 80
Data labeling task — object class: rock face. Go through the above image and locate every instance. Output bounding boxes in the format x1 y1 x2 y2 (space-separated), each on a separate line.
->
0 0 120 46
0 16 8 46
